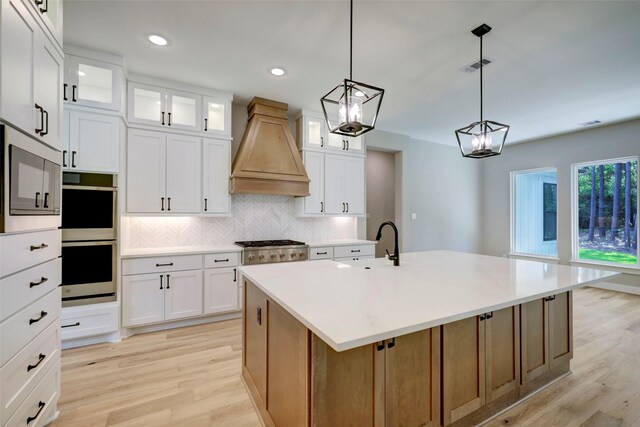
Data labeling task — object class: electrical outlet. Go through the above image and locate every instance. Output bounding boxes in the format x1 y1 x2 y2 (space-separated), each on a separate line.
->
411 213 417 220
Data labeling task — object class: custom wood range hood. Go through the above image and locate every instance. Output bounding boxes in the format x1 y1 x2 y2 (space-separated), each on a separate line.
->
230 97 310 196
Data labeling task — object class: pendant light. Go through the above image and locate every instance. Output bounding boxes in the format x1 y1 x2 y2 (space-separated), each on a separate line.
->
321 0 384 137
455 23 509 159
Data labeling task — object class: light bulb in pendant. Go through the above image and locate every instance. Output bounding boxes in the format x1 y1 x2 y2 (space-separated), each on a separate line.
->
471 132 493 154
338 95 363 133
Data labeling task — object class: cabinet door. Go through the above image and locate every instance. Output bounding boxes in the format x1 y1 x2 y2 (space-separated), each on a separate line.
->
23 0 63 49
166 89 201 131
303 115 326 150
128 82 166 126
549 291 572 369
442 316 486 426
302 151 324 214
202 138 230 214
324 154 345 214
311 334 376 426
244 281 268 404
267 303 309 426
385 328 440 427
346 135 365 154
166 134 201 213
485 306 520 403
1 0 37 134
203 267 238 314
344 156 365 214
66 55 122 111
520 297 549 384
33 31 63 150
127 129 166 213
203 96 231 137
164 270 203 321
68 111 120 173
122 273 165 327
326 131 345 152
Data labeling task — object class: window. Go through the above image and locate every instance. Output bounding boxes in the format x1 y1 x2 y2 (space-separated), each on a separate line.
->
543 183 557 241
573 158 638 266
511 168 558 257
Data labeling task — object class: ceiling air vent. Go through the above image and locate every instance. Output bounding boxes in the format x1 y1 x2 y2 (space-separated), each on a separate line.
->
462 57 493 73
580 120 602 127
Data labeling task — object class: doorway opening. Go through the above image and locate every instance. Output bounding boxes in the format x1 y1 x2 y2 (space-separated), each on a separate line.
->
366 149 398 258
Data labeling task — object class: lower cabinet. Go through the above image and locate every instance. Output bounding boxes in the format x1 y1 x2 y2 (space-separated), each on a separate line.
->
521 291 572 388
442 306 520 426
244 283 268 404
203 267 238 315
122 269 203 327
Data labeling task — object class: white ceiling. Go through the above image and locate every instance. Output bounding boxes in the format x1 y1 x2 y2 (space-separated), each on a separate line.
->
63 0 640 146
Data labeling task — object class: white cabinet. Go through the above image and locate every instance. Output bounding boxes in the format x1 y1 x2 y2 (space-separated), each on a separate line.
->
63 110 120 172
295 151 324 215
324 154 365 215
296 110 365 155
127 129 201 213
203 267 238 315
122 270 203 327
23 0 63 50
164 270 203 321
0 0 63 150
203 96 231 137
64 55 123 112
202 138 231 214
128 82 203 132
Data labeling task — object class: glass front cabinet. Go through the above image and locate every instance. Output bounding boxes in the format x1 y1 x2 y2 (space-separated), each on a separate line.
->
64 55 123 111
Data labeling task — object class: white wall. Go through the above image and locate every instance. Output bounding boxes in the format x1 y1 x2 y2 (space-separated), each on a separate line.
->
481 119 640 288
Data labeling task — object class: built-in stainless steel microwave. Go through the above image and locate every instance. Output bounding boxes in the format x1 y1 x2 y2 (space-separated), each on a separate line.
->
1 125 62 233
62 172 117 241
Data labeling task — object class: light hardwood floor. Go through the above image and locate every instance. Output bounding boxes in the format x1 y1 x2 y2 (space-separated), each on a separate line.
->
52 288 640 427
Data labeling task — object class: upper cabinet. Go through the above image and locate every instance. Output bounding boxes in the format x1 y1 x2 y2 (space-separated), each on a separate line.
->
128 81 231 137
64 54 124 112
0 0 63 150
63 110 121 173
296 110 365 155
23 0 63 50
202 138 231 214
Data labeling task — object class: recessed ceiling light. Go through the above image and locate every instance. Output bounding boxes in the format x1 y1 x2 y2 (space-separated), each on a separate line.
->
78 70 86 77
580 120 602 127
270 67 286 77
148 34 168 46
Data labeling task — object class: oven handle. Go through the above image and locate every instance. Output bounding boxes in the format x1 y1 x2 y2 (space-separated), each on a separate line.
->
61 185 117 192
62 241 116 247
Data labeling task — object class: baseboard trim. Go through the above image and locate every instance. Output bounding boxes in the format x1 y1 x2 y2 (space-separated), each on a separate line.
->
62 331 121 349
122 311 242 338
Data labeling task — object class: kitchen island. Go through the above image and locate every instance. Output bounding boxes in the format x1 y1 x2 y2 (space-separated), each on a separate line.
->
239 251 618 427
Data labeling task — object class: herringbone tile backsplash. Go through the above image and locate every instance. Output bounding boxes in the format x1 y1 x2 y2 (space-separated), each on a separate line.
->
122 195 358 249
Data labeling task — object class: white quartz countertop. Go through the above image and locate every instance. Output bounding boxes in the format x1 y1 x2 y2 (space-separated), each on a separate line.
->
239 250 619 352
307 239 377 248
121 245 241 259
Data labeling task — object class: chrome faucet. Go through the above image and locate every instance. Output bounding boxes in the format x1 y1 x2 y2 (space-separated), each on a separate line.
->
375 221 399 266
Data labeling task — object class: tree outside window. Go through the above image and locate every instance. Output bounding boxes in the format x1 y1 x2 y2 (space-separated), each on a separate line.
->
575 158 638 265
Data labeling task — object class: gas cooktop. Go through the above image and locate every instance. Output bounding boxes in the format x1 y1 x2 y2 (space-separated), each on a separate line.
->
235 240 305 248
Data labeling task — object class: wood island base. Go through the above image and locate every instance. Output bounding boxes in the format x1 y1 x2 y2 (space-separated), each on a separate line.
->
242 279 573 427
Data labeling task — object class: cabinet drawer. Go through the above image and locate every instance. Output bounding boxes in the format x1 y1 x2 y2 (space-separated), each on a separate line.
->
204 252 239 269
4 359 60 427
122 254 203 275
309 247 333 260
0 288 61 366
0 321 59 425
333 245 375 259
0 229 61 278
0 258 61 322
61 302 118 340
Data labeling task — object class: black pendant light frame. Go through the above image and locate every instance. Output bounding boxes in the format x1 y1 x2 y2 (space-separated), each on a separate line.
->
321 0 385 137
455 23 510 159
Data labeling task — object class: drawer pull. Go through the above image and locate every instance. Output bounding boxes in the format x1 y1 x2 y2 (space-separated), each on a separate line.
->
27 401 45 424
61 322 80 328
29 277 49 288
30 243 49 251
351 249 361 253
214 258 229 263
27 353 46 372
29 311 48 325
156 263 174 267
316 251 328 255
